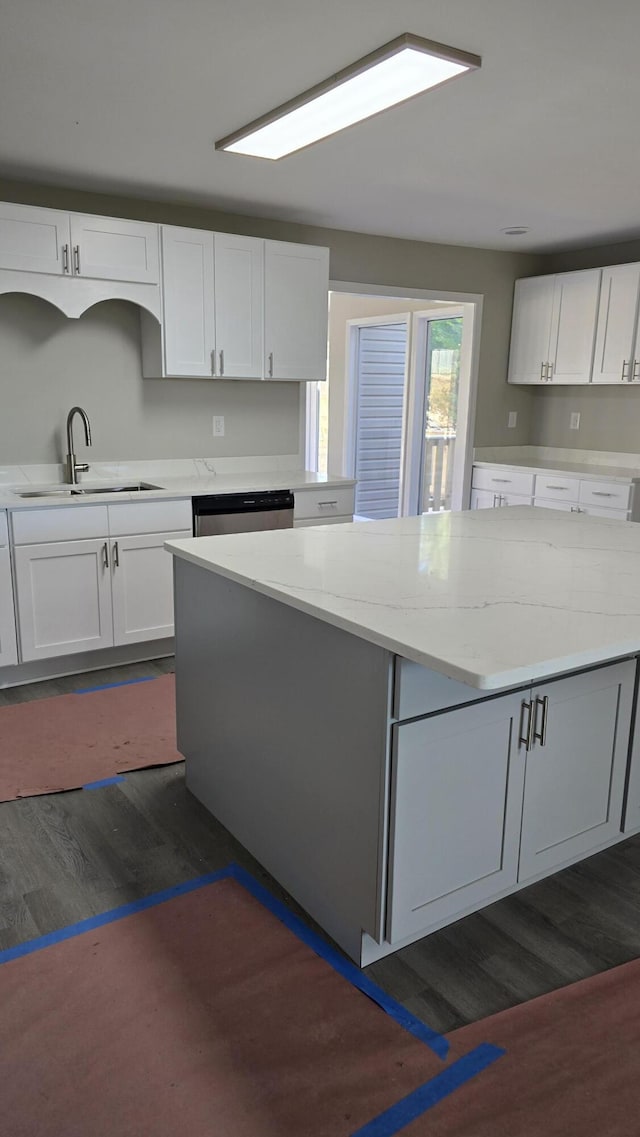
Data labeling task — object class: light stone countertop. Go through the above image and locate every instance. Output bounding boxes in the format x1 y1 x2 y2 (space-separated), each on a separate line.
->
0 463 355 510
167 506 640 691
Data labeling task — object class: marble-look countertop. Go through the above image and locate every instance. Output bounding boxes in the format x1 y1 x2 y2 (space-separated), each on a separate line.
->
0 459 354 510
167 506 640 691
473 457 640 483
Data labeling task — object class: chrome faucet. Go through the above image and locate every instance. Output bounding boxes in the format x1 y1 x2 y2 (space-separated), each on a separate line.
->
65 406 92 484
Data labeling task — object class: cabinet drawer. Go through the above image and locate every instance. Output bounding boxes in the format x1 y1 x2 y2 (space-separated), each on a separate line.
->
293 486 355 520
471 467 534 496
533 498 573 511
0 511 7 547
533 474 580 501
107 499 192 536
578 480 631 510
579 505 629 521
393 657 486 721
11 505 108 544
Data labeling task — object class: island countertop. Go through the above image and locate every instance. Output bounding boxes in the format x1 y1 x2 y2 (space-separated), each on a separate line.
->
166 506 640 691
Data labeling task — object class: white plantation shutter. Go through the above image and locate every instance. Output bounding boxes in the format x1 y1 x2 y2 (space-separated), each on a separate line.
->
354 323 407 519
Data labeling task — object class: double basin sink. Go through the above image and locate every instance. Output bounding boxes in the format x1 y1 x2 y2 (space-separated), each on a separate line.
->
14 483 161 499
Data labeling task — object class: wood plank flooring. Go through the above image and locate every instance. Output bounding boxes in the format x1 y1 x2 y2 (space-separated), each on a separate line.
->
2 658 640 1035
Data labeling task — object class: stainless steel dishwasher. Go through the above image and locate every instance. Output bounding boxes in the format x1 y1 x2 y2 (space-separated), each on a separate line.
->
192 489 295 536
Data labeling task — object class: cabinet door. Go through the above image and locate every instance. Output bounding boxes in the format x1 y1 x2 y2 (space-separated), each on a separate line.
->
0 202 71 275
264 241 329 381
592 263 640 384
110 531 190 645
470 488 497 509
519 661 633 881
507 276 555 384
548 269 601 383
161 226 215 377
387 693 525 943
69 214 159 283
14 539 113 661
0 546 18 667
214 234 263 378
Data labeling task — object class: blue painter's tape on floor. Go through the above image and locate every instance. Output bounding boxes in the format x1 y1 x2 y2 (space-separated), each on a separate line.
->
74 676 156 694
82 776 126 791
349 1042 505 1137
228 864 450 1060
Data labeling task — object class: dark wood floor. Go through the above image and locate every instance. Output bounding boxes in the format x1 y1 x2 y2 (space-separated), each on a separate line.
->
2 658 640 1035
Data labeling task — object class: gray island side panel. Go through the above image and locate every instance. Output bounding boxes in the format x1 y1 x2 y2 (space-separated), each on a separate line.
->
173 557 392 959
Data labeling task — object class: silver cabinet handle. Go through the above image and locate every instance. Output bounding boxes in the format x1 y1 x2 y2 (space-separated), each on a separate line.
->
268 352 274 378
491 478 511 483
547 361 554 379
622 359 630 381
533 695 549 746
210 349 216 376
493 493 498 507
592 491 614 497
633 360 640 381
519 700 534 749
540 362 546 381
73 245 81 274
219 349 224 376
62 244 70 273
113 541 119 568
546 485 568 491
102 541 109 569
570 505 584 512
318 500 338 507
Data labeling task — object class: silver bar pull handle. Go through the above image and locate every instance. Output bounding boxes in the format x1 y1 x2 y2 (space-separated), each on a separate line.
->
540 362 545 381
622 359 630 381
491 478 511 483
211 350 216 376
547 361 554 379
113 541 119 568
73 245 80 274
219 350 224 376
533 695 549 746
62 244 70 273
318 500 338 507
633 360 640 382
268 352 274 378
592 491 614 497
493 493 498 507
102 541 109 569
519 700 534 749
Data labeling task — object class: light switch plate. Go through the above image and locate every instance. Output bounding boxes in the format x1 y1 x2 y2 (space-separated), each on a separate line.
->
508 411 517 429
570 412 580 430
213 416 225 437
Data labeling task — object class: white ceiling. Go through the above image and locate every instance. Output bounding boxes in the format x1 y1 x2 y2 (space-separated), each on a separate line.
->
2 0 639 253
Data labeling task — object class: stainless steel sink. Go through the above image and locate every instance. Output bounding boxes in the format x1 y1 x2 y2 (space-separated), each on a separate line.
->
15 483 160 498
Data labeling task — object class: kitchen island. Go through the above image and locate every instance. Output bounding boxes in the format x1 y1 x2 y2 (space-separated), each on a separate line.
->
167 507 640 964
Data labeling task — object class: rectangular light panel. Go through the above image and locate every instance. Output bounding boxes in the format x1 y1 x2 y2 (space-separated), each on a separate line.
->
216 34 480 160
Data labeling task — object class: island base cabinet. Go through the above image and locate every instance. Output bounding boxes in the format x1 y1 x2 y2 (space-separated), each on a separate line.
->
518 662 634 881
387 692 526 944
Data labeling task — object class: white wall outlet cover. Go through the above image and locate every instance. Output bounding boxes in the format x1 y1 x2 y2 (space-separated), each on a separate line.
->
570 412 580 430
508 411 517 428
213 416 225 437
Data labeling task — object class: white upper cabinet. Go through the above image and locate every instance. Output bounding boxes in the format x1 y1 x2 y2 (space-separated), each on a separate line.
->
548 269 601 383
264 241 329 381
69 215 159 283
0 203 71 275
507 276 556 384
214 234 264 379
592 263 640 384
508 269 601 384
160 226 215 378
0 203 160 283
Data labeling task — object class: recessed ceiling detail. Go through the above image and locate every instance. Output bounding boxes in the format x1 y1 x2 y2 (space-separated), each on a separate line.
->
215 33 481 160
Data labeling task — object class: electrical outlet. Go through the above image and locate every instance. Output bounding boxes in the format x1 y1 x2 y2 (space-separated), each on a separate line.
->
508 411 517 429
212 416 225 437
570 412 580 431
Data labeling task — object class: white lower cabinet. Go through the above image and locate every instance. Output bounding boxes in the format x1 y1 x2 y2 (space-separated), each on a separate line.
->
13 538 113 660
387 660 634 945
110 531 187 645
518 662 634 880
0 537 18 667
388 692 526 942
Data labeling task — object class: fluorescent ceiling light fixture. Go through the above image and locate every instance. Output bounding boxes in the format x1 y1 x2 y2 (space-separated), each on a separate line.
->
216 34 481 160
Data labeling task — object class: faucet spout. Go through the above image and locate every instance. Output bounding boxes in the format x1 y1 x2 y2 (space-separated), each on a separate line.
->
65 406 92 484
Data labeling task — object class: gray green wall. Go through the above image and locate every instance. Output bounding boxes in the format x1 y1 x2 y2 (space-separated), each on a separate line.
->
0 178 542 467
